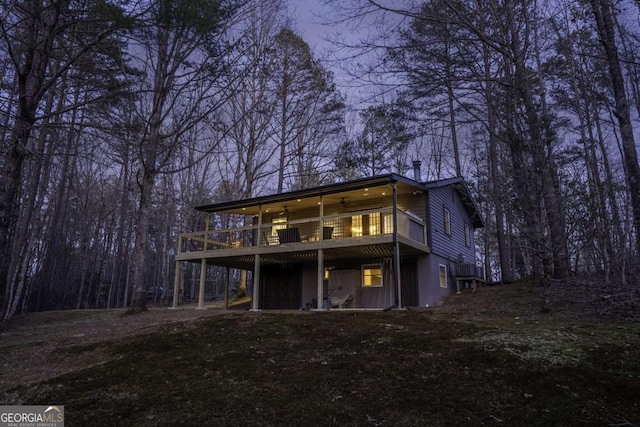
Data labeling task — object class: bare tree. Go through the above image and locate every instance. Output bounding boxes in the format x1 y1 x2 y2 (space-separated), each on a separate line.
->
326 0 571 280
126 0 239 313
271 27 345 191
589 0 640 259
0 0 129 319
355 102 413 176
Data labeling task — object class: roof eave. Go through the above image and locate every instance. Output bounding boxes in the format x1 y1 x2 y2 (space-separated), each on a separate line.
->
195 173 421 213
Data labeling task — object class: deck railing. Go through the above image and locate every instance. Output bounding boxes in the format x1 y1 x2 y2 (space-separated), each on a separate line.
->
178 208 426 255
451 263 485 280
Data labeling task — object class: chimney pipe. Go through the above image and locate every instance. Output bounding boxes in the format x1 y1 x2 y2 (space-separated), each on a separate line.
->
412 160 422 182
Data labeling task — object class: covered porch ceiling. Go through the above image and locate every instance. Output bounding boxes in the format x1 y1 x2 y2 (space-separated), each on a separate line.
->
184 242 428 271
196 174 425 216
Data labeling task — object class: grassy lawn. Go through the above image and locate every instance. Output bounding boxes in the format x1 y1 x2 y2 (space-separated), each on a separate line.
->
1 283 639 426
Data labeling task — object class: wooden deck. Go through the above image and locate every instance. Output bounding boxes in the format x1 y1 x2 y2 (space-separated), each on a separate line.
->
452 263 486 292
177 208 429 263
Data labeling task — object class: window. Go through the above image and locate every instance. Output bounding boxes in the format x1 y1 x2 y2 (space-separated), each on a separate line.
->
351 215 363 237
369 212 380 235
362 265 383 287
444 208 451 235
383 212 393 234
464 223 471 247
439 264 448 288
352 213 382 236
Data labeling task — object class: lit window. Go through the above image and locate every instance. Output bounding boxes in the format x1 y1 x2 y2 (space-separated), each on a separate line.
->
362 265 383 287
352 215 363 237
383 212 393 233
444 208 451 235
369 212 380 235
352 213 383 236
439 264 447 288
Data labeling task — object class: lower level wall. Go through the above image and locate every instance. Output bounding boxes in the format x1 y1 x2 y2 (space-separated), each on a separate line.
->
417 254 454 307
300 263 394 309
265 254 454 309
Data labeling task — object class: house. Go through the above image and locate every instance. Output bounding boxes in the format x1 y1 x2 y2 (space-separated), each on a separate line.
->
171 167 484 311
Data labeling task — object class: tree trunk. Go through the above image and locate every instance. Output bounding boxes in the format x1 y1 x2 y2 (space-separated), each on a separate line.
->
445 36 461 177
128 170 155 313
0 0 67 319
505 0 567 279
1 121 33 319
277 57 289 193
590 0 640 258
479 15 513 283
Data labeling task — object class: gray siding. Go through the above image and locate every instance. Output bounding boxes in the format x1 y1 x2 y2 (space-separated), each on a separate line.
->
427 186 476 263
416 254 456 307
416 256 430 307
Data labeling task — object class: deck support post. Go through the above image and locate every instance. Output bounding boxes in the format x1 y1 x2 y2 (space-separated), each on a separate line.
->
204 214 210 251
250 254 261 311
197 258 207 309
224 266 230 309
391 182 402 309
315 195 326 311
256 205 263 248
392 243 402 308
170 260 181 309
316 248 325 310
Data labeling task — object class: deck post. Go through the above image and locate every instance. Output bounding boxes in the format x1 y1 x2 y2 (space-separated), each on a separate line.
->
316 248 324 310
250 254 261 311
391 182 403 309
197 258 206 309
170 260 181 309
224 266 230 309
319 195 324 241
256 205 262 248
204 213 210 252
316 196 325 311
